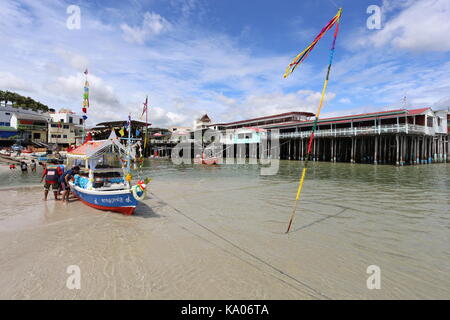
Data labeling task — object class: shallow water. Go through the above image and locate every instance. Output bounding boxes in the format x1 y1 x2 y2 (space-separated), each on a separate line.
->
0 160 449 299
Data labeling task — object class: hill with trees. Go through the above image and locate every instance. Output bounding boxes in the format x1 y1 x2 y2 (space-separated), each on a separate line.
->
0 90 50 112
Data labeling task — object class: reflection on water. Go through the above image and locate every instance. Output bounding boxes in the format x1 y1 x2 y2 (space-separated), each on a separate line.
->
0 160 449 298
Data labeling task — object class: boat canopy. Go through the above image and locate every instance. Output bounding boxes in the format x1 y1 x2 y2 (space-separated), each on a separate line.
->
67 131 131 160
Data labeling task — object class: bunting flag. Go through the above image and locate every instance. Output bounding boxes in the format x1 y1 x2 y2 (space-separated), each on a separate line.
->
285 8 342 233
83 81 90 108
119 127 125 137
136 128 141 136
80 72 90 143
283 8 342 79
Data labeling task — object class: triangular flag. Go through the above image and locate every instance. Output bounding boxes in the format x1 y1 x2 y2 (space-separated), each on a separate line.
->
119 127 125 137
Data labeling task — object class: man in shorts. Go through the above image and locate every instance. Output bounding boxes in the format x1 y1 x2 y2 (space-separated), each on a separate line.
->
60 166 80 203
40 160 63 201
20 161 28 172
30 160 37 172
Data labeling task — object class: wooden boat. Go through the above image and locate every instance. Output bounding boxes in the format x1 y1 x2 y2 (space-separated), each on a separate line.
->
193 147 219 165
194 154 219 165
67 131 148 215
70 177 138 215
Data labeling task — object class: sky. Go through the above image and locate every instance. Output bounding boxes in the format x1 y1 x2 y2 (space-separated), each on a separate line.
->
0 0 450 128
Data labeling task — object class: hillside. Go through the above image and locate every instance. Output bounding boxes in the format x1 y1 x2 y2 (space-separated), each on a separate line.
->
0 90 50 112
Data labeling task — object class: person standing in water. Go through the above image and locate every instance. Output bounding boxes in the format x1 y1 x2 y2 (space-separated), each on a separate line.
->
40 161 62 200
60 166 80 203
20 161 28 173
30 160 37 172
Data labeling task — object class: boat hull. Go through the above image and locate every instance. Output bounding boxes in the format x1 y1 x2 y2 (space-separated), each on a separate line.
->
70 183 138 215
194 157 219 165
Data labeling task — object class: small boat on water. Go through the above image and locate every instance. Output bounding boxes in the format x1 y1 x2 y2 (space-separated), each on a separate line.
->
66 131 148 215
194 144 220 165
194 153 219 165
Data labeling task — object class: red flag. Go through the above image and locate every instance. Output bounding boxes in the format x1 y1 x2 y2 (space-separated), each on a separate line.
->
85 132 92 142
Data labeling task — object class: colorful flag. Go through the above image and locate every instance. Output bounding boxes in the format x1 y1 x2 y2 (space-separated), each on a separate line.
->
136 129 141 136
284 8 343 233
284 9 342 78
119 127 125 137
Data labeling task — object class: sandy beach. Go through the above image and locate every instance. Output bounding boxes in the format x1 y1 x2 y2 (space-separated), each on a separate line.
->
0 184 314 299
0 161 449 300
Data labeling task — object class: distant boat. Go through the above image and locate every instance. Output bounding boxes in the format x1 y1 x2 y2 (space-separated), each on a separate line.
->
194 151 219 165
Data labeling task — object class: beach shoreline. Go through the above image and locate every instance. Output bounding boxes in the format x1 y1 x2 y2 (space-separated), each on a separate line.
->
0 184 314 299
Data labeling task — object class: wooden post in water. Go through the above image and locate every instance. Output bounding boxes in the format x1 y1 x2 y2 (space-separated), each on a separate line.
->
374 135 378 164
395 134 399 166
350 137 354 163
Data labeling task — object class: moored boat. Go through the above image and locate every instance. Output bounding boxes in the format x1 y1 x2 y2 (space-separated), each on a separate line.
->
66 131 148 215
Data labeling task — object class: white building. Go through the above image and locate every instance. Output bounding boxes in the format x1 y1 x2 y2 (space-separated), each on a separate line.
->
193 114 212 131
48 109 84 146
168 126 192 143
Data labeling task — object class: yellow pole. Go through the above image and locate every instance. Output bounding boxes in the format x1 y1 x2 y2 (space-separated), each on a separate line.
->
285 9 341 233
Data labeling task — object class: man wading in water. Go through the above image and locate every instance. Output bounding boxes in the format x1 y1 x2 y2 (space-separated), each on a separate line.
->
60 166 80 203
40 160 63 201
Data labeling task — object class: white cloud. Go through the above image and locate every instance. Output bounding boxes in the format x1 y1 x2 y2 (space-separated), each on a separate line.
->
0 72 32 92
363 0 450 52
46 73 118 105
54 48 89 71
120 12 172 44
0 0 33 29
215 90 336 122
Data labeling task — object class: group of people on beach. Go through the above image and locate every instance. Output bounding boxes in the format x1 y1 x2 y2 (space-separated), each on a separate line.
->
39 160 80 202
9 160 37 172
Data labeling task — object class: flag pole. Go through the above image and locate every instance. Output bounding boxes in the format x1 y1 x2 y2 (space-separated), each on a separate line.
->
127 114 132 172
145 96 148 156
285 8 342 233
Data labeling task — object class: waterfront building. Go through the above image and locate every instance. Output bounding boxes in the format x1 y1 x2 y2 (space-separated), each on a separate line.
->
0 102 48 146
209 111 314 131
48 109 84 146
206 107 449 165
168 126 192 143
10 112 49 146
193 114 212 131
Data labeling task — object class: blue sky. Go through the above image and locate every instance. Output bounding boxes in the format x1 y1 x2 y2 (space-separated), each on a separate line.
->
1 0 449 127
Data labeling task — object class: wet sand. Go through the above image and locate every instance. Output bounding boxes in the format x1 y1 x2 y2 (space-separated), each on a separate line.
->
0 161 449 299
0 185 314 299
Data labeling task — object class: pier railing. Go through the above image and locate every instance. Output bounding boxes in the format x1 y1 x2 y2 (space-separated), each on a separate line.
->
276 124 431 139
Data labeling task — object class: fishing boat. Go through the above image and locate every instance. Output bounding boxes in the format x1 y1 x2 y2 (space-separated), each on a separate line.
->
193 141 220 165
194 152 219 165
66 131 148 215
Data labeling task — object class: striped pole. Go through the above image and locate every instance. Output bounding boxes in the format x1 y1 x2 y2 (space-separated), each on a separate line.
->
286 9 342 233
